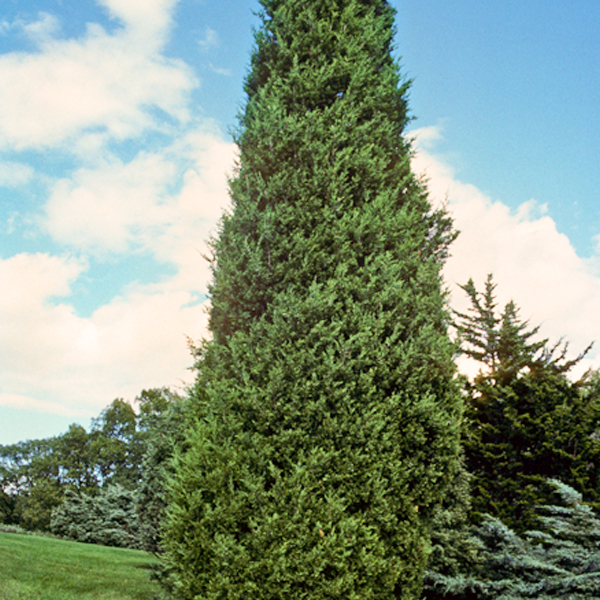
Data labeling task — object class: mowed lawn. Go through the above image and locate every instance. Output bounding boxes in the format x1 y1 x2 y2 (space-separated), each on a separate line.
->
0 532 164 600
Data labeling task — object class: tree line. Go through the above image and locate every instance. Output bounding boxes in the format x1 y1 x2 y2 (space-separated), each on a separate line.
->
0 388 183 550
3 0 600 598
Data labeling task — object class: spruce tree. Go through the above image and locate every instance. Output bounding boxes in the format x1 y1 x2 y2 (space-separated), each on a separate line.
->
422 480 600 600
163 2 462 599
51 484 141 549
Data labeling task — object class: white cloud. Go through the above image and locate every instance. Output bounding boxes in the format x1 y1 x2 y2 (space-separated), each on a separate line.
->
0 251 210 417
409 124 442 148
100 0 178 41
0 393 82 418
0 252 85 312
43 127 235 268
209 63 232 77
23 12 61 43
44 152 178 254
0 253 86 388
1 128 235 419
0 6 195 151
411 126 600 375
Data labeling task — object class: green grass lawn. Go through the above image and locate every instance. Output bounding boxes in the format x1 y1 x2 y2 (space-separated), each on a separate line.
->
0 532 166 600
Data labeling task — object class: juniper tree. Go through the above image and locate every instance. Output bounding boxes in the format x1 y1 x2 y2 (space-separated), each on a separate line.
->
163 2 462 598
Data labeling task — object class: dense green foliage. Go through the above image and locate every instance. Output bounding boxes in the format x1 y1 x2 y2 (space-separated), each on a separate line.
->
0 408 130 530
0 437 69 531
3 1 600 595
0 531 162 600
423 480 600 600
89 398 141 488
162 1 462 599
454 275 600 529
137 390 189 554
421 278 600 598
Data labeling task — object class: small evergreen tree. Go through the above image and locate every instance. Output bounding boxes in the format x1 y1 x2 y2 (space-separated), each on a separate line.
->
51 484 140 549
163 1 462 599
454 275 599 529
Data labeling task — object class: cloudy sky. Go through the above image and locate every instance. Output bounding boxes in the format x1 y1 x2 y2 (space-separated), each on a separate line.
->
1 0 599 444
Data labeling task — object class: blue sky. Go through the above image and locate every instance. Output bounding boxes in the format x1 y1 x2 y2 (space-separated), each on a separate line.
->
1 0 599 444
397 0 600 257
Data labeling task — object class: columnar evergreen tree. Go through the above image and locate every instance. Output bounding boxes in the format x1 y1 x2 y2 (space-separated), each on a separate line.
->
163 2 462 599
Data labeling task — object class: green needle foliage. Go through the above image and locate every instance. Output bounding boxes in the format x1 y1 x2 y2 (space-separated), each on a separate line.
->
163 1 462 599
51 484 141 549
454 275 600 531
424 480 600 600
137 390 189 554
